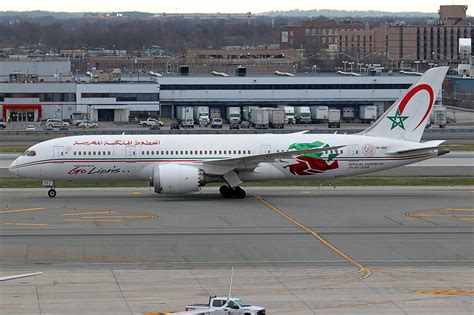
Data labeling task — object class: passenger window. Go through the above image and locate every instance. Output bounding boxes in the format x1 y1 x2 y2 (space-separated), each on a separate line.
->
238 150 241 154
146 151 149 155
88 151 91 155
93 151 96 155
219 150 221 154
233 150 236 154
142 151 145 155
204 150 207 154
108 151 111 155
73 151 76 156
199 150 202 155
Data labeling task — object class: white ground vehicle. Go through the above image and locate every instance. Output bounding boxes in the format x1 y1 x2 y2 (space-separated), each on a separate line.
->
176 106 195 128
194 106 210 126
310 106 329 123
45 119 69 128
184 269 265 315
78 120 98 128
226 107 241 124
211 117 223 128
140 118 163 127
185 297 265 314
294 106 311 123
328 109 341 128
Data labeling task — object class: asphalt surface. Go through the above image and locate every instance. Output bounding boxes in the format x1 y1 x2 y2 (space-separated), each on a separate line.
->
1 186 472 268
0 186 472 314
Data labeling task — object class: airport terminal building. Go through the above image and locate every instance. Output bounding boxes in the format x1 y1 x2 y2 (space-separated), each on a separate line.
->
0 73 428 123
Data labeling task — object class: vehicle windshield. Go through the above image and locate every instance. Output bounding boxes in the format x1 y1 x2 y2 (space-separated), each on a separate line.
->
233 299 250 307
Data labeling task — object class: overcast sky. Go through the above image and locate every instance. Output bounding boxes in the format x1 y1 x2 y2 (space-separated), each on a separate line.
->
3 0 472 15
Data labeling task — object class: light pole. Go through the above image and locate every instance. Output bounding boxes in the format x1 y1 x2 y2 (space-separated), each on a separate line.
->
342 60 348 72
349 62 354 73
414 60 420 72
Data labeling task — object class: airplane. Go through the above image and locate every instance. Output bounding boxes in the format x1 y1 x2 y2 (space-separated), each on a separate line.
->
273 70 295 77
0 272 42 282
9 67 449 199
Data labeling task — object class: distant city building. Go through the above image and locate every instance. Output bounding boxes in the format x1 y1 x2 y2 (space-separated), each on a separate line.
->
281 5 473 69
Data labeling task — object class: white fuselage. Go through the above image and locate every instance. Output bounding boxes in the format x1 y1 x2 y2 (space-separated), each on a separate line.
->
10 133 439 183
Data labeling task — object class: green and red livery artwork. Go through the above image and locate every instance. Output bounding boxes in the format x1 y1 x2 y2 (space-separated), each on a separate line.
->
284 140 340 176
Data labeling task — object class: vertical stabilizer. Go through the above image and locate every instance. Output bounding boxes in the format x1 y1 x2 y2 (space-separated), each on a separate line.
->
362 66 448 142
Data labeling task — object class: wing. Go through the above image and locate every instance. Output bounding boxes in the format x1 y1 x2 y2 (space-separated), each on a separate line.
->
201 145 345 175
0 272 42 281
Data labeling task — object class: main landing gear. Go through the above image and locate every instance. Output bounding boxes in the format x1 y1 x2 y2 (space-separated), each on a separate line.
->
219 185 246 199
43 180 56 198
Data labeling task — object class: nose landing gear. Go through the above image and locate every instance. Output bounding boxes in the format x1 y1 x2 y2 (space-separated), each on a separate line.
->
43 180 56 198
47 188 57 198
219 185 246 199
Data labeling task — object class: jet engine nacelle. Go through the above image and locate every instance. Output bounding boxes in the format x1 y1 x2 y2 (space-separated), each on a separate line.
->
152 164 204 194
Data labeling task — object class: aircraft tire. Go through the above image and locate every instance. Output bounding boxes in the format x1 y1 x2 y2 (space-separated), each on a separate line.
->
48 189 57 198
234 187 246 199
219 185 234 199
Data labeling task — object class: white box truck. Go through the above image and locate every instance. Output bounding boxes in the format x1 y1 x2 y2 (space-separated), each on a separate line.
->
328 109 341 128
310 106 329 123
263 108 285 129
176 106 194 128
242 106 259 121
250 108 269 129
342 107 355 122
359 105 377 123
295 106 311 123
430 106 447 128
278 105 296 124
194 106 210 126
226 107 241 124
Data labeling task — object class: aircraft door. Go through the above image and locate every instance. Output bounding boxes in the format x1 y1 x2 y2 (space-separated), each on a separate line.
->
126 146 136 159
260 145 271 154
54 146 64 159
349 145 359 157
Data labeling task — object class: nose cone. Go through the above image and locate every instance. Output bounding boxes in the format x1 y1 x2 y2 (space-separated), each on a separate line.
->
8 159 18 176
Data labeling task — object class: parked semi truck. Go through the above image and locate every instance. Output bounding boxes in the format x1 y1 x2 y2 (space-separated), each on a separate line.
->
328 109 341 128
176 106 194 128
310 106 329 123
250 108 269 129
194 106 210 126
342 107 355 122
242 106 259 121
278 105 296 124
263 108 285 128
226 107 241 124
295 106 311 123
359 105 377 123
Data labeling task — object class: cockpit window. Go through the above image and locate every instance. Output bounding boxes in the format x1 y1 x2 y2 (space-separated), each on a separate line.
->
22 150 36 157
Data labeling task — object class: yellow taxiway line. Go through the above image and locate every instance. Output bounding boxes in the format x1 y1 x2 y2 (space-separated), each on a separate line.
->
1 222 49 226
63 211 117 216
0 208 46 214
256 195 372 281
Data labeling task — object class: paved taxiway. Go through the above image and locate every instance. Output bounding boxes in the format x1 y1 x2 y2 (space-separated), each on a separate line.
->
0 186 473 314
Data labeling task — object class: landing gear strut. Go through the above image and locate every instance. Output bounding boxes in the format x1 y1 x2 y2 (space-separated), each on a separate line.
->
43 180 56 198
219 185 246 199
